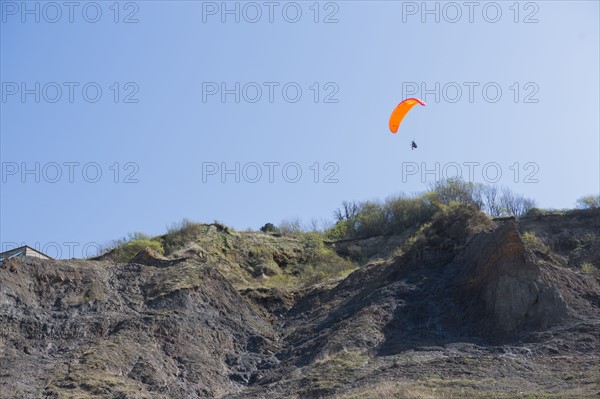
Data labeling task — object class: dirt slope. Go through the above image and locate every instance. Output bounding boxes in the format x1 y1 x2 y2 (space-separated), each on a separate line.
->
1 209 599 398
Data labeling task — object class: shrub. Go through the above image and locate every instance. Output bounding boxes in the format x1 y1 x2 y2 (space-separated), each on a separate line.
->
425 202 490 246
428 178 482 209
109 234 165 263
523 207 545 217
521 231 550 254
166 218 193 235
326 194 439 240
260 223 279 233
355 201 387 238
288 233 357 286
162 219 205 254
522 231 541 247
321 178 543 240
581 262 599 275
278 217 304 236
384 193 438 234
325 219 355 240
576 194 600 209
211 220 230 233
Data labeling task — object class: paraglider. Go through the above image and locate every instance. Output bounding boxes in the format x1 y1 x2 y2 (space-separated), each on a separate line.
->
389 98 426 149
389 98 426 133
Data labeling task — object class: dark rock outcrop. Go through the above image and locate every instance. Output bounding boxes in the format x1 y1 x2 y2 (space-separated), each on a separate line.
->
454 221 571 341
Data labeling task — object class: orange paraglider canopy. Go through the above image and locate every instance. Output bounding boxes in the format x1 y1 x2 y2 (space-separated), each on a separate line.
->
389 98 426 133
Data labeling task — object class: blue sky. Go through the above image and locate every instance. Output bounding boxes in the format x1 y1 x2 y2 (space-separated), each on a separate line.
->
1 1 599 258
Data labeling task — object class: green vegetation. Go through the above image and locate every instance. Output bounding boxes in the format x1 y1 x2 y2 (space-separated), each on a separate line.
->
308 180 591 242
263 233 357 288
297 233 358 286
522 231 542 247
104 232 165 263
100 220 358 289
521 231 550 254
162 219 206 255
326 178 501 240
581 262 599 275
326 194 438 240
259 222 278 233
97 178 596 291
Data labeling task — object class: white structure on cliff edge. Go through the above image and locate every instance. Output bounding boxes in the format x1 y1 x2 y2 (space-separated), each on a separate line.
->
0 246 53 265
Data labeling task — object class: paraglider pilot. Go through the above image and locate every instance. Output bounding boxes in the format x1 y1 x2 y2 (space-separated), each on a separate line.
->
411 140 418 150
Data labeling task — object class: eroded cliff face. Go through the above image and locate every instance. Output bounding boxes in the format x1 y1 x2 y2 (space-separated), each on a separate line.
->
454 222 571 341
1 209 599 398
0 258 278 398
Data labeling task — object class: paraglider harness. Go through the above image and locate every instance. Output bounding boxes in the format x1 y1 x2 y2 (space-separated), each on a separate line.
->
411 140 418 150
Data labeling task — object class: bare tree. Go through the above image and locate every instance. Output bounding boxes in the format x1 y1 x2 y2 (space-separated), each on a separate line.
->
522 197 537 214
308 218 320 232
471 183 485 210
278 217 304 235
334 200 363 222
481 185 502 217
500 187 518 216
319 217 334 231
500 187 536 217
576 194 600 209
